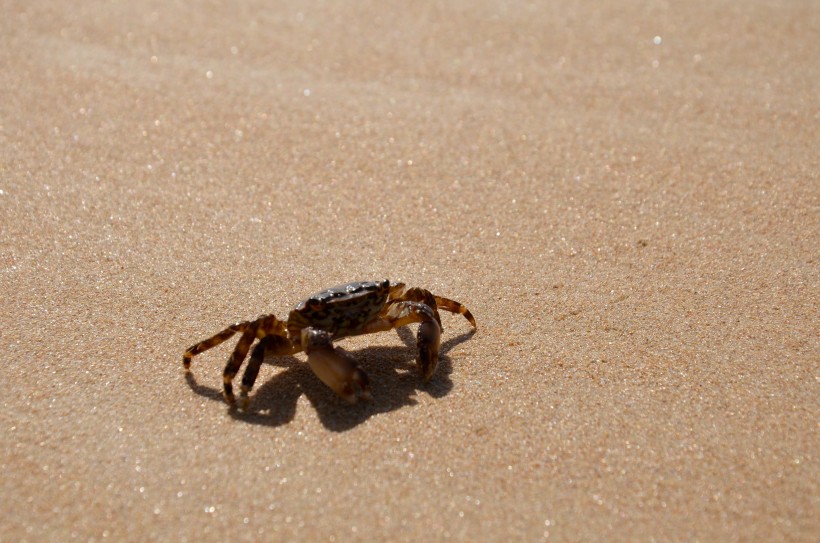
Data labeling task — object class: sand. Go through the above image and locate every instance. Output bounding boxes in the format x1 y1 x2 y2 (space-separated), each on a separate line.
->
1 1 817 541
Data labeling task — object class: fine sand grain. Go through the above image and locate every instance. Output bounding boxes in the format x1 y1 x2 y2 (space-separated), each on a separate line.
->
1 1 817 541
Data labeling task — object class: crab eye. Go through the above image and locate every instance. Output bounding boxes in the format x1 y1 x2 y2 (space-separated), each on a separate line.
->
381 279 390 288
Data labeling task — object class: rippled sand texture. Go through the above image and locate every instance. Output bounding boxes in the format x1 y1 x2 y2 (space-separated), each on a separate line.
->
1 1 817 541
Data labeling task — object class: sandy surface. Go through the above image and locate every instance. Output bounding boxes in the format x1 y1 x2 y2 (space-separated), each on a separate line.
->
1 1 817 541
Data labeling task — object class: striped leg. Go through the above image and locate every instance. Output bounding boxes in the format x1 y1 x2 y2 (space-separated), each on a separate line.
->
434 295 476 328
394 287 442 327
222 324 259 405
388 286 477 331
183 321 250 370
378 301 443 381
239 334 296 409
183 314 290 406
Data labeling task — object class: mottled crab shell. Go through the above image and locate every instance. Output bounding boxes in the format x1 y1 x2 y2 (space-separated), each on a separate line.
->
286 280 392 339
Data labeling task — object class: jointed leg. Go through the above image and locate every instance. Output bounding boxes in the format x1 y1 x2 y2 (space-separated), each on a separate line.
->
378 300 443 381
222 325 259 405
433 296 476 328
182 314 291 406
388 286 477 331
239 334 296 409
183 321 249 370
392 287 442 327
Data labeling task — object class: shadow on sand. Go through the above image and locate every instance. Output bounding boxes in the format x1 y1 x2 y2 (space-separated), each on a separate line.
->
184 327 475 432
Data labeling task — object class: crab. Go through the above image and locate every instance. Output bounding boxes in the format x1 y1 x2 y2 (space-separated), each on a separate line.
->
183 280 476 407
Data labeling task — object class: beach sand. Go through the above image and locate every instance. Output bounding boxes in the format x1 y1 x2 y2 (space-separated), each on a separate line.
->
1 1 817 541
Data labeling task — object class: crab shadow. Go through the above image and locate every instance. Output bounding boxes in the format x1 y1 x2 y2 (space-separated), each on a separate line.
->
184 327 475 432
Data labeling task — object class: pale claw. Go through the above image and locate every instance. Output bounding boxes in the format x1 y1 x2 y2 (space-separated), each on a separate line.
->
417 319 442 382
302 329 371 403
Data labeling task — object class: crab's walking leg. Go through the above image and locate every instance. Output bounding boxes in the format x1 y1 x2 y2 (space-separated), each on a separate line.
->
222 324 259 405
239 337 269 410
182 322 247 370
239 334 296 409
301 329 371 403
433 296 477 329
183 314 290 406
394 287 442 327
391 286 477 330
377 301 443 381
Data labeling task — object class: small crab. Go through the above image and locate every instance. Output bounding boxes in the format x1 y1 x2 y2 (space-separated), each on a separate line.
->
183 280 476 407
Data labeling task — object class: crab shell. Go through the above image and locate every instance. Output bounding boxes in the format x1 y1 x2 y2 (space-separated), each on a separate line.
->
286 279 399 340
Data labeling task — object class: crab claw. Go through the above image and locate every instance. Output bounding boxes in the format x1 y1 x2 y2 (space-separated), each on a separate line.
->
417 319 442 382
302 329 371 403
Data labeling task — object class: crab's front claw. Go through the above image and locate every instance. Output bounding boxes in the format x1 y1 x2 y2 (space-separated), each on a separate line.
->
417 319 442 382
303 329 371 403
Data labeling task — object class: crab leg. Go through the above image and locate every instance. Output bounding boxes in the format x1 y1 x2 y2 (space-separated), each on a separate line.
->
182 321 248 369
377 301 443 381
392 287 442 327
433 296 477 328
183 314 290 406
238 334 296 409
221 324 259 405
389 286 477 331
301 328 371 403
